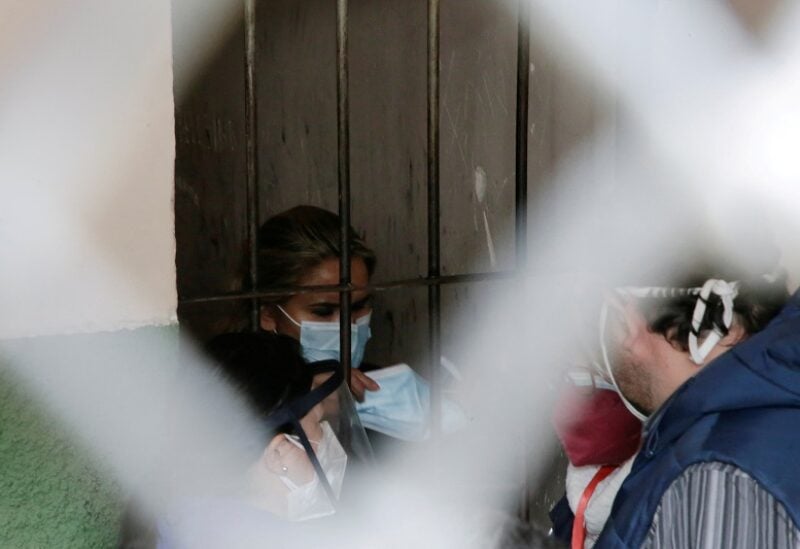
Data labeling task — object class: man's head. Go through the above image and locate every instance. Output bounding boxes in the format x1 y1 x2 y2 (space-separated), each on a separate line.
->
603 270 790 416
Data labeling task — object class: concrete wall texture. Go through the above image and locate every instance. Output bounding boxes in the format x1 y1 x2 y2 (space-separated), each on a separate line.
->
0 366 122 548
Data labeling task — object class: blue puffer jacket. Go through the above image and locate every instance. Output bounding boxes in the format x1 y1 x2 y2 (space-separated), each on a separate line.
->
595 290 800 548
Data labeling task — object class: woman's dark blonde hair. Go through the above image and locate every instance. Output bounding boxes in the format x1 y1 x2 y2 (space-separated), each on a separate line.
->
256 206 376 303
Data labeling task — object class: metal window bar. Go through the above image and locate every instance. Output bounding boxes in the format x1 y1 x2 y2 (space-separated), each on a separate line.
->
427 0 442 437
514 0 532 522
244 0 260 331
336 0 353 388
515 0 530 273
179 270 521 305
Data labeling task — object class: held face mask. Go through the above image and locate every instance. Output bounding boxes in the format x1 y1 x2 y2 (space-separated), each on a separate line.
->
277 306 372 368
354 363 468 441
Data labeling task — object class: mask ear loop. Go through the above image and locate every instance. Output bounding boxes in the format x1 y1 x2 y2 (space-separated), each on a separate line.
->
355 311 372 327
687 279 739 365
279 305 372 330
275 305 302 328
598 301 649 422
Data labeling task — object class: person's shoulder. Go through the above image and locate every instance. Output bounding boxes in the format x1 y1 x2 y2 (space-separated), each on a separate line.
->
666 461 769 500
645 461 800 549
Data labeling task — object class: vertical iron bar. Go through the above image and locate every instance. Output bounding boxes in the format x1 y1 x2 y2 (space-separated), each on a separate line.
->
515 0 532 522
244 0 260 331
515 0 530 273
427 0 442 437
336 0 353 387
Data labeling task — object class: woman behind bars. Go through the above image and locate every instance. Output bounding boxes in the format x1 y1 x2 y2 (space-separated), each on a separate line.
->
256 206 466 446
256 205 380 402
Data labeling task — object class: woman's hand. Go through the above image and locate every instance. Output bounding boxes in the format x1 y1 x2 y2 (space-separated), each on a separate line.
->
265 434 316 485
350 368 379 402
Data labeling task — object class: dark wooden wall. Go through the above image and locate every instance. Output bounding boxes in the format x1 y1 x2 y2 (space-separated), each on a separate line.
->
174 0 601 351
173 0 607 530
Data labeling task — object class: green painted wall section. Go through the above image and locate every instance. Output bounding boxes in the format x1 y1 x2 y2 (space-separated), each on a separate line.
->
0 325 180 548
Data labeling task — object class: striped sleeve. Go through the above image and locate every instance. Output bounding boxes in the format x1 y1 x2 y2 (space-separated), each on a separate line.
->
642 462 800 549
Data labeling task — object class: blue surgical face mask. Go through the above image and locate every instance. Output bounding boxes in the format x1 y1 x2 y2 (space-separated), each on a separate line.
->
354 364 468 441
277 306 372 368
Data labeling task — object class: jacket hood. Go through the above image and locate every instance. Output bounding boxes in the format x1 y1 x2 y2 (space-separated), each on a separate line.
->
646 290 800 451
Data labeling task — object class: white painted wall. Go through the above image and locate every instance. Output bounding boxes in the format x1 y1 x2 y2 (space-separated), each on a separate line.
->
0 1 177 338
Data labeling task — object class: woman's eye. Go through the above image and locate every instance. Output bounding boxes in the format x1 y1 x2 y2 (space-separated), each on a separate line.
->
310 306 336 317
352 297 372 312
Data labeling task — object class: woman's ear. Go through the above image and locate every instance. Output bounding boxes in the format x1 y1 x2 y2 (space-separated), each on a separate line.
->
260 306 278 332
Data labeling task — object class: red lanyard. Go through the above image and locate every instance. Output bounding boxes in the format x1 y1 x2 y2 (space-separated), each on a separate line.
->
572 465 617 549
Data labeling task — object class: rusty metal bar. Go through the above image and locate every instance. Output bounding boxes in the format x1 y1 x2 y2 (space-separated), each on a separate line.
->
336 0 353 387
515 0 532 522
179 270 519 305
515 0 530 274
427 0 442 437
244 0 260 331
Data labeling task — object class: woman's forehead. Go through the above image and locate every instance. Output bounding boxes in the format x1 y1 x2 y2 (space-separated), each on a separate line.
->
295 291 341 305
297 257 370 287
290 289 370 307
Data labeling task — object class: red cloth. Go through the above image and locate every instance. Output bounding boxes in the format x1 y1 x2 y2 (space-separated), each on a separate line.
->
553 386 641 466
